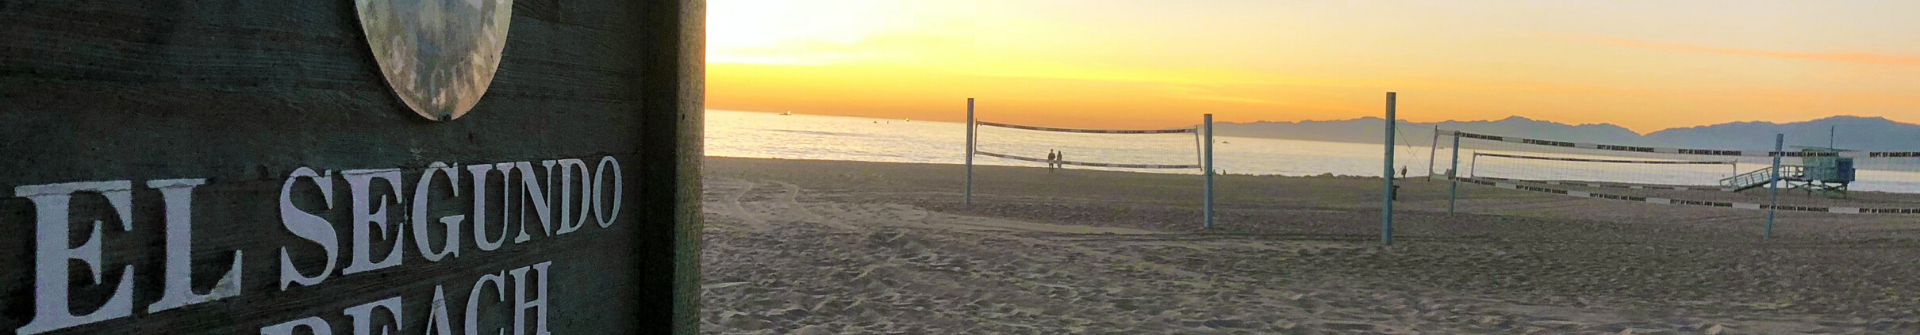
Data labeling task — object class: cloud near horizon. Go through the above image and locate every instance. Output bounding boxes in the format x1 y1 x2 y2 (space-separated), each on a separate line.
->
1561 34 1920 67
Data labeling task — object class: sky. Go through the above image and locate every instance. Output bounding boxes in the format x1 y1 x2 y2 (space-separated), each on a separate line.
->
707 0 1920 133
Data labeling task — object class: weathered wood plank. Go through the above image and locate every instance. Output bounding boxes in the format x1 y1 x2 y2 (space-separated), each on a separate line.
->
0 0 700 333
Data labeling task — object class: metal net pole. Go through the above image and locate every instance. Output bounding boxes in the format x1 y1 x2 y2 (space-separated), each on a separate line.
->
1448 132 1461 216
1204 114 1215 229
1382 92 1397 245
965 98 975 205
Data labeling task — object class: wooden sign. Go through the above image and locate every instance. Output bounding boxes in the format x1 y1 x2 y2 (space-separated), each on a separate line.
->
0 0 703 334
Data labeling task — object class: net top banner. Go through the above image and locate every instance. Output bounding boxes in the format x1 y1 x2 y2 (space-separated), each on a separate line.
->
1472 152 1736 165
976 121 1198 134
974 150 1202 169
1439 130 1920 159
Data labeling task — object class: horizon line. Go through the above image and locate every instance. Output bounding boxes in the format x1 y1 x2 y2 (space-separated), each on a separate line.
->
713 108 1911 135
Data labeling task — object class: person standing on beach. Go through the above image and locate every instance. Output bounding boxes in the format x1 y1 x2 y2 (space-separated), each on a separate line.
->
1047 150 1057 171
1394 166 1407 201
1057 151 1065 170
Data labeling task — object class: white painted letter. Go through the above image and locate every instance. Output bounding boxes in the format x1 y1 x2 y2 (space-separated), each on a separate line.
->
492 162 521 245
344 296 403 335
554 159 591 235
14 181 135 335
342 169 405 275
413 162 464 262
260 316 332 335
467 272 508 335
468 164 508 251
147 179 242 313
279 168 339 290
592 156 623 228
513 161 554 243
510 262 553 335
424 286 456 335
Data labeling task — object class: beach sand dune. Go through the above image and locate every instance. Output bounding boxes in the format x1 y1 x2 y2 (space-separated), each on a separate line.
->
701 157 1920 334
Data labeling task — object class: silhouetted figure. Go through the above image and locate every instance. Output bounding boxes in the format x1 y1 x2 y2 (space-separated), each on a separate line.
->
1394 166 1407 201
1047 150 1057 171
1057 151 1065 170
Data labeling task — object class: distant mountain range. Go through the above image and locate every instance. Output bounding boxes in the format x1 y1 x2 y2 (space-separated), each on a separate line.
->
1209 115 1920 152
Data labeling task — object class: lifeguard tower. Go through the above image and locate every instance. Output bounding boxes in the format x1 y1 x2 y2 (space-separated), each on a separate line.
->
1793 146 1856 197
1721 146 1856 197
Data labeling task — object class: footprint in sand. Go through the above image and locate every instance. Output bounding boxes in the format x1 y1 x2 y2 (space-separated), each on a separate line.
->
772 181 828 223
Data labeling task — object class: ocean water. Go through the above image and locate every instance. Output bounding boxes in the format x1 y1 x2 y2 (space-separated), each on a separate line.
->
706 110 1920 193
705 110 1420 176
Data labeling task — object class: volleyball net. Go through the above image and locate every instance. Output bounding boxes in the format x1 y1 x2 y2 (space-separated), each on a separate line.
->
1466 151 1742 191
962 101 1218 228
971 121 1204 170
1432 128 1920 215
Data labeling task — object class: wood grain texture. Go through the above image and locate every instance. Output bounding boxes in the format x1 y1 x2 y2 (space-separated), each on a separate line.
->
0 0 701 333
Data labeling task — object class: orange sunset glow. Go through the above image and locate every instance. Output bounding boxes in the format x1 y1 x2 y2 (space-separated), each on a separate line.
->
707 1 1920 133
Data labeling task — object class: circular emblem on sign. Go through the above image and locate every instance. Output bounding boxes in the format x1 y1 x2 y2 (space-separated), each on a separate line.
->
355 0 513 121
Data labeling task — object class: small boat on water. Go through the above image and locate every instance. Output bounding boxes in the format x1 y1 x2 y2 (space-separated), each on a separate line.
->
781 111 793 116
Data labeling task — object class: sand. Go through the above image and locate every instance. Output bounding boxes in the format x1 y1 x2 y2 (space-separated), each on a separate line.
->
699 157 1920 334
